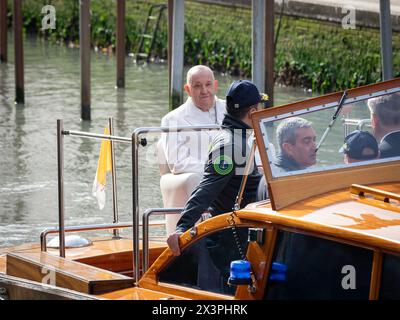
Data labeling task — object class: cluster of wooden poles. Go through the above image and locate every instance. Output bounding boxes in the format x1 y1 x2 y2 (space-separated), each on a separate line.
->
21 0 400 123
0 0 276 121
0 0 396 121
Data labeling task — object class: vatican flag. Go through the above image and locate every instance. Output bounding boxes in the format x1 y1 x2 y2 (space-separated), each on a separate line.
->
92 127 112 210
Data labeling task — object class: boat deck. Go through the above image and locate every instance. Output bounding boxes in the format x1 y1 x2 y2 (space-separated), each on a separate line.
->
98 287 187 300
243 182 400 253
0 237 167 275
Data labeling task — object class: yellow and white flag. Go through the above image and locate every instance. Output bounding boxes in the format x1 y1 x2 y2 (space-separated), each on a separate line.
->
92 127 112 210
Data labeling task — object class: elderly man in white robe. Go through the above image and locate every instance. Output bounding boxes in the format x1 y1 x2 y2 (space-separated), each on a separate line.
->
159 65 225 234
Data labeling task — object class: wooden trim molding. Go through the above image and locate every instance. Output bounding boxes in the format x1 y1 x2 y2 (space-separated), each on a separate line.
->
139 214 266 300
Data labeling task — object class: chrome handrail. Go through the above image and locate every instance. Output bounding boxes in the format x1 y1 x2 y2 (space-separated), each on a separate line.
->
343 118 372 136
142 208 183 274
40 222 133 252
40 221 167 252
63 130 132 143
131 125 221 283
57 118 132 259
56 121 221 285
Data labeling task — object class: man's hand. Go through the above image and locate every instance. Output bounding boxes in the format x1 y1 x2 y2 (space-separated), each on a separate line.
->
167 231 183 256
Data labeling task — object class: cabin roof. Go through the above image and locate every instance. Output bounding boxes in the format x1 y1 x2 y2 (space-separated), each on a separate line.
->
240 182 400 253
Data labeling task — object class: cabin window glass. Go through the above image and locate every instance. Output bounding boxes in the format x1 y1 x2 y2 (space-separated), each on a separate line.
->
158 227 249 296
264 231 373 300
258 90 400 178
380 254 400 300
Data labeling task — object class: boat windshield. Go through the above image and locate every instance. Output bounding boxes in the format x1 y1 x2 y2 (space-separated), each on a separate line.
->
258 88 400 179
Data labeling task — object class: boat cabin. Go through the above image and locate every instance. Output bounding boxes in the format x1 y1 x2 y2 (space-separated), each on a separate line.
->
1 79 400 300
133 78 400 300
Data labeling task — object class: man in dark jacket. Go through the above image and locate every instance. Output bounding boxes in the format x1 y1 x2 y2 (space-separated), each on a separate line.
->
368 93 400 159
167 80 265 256
274 117 317 172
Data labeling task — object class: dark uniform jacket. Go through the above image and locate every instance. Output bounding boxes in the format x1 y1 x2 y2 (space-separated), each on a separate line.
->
274 153 302 172
175 114 262 233
380 130 400 158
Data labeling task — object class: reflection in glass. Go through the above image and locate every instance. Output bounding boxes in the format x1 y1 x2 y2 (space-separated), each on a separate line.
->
260 91 400 178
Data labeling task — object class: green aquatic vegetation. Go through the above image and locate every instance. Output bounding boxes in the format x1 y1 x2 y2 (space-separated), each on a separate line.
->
8 0 400 93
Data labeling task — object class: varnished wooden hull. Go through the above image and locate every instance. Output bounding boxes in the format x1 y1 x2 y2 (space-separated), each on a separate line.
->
2 79 400 300
0 273 101 300
0 237 169 300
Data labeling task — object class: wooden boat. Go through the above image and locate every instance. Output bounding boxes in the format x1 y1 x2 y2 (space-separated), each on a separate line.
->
1 78 399 300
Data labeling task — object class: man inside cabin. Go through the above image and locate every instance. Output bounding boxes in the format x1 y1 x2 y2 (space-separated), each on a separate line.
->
274 117 317 172
167 80 267 256
160 65 226 174
368 93 400 159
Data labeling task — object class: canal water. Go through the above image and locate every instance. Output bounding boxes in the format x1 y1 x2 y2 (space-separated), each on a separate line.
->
0 34 310 247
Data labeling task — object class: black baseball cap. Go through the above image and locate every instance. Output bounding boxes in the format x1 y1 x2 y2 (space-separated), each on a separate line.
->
226 80 268 110
339 130 379 160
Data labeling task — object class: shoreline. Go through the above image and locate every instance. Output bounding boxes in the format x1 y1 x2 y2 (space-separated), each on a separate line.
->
2 0 399 93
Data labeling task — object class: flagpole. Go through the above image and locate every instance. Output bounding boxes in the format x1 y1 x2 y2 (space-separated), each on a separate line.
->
109 117 120 238
57 119 66 257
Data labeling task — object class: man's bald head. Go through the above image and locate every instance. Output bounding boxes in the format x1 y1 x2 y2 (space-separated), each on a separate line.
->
186 65 215 85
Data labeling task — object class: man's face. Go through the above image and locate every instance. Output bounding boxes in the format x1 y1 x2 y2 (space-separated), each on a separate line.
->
185 70 218 111
283 127 317 168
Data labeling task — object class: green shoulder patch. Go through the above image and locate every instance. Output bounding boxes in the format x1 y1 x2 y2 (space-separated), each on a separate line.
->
213 155 234 175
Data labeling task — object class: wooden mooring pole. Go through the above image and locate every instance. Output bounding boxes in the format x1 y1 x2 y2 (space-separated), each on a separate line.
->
168 0 173 100
80 0 91 120
13 0 24 104
252 0 265 97
265 0 274 108
0 0 7 63
170 0 184 111
79 0 91 120
252 0 274 108
116 0 125 88
379 0 393 80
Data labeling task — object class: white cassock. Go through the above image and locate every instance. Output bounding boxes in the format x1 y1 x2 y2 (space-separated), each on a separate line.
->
160 96 226 174
158 96 226 235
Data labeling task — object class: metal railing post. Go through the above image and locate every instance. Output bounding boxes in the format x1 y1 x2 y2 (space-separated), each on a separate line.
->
109 117 119 238
132 130 140 284
54 123 220 282
142 208 182 274
57 120 66 258
54 121 132 258
131 124 220 280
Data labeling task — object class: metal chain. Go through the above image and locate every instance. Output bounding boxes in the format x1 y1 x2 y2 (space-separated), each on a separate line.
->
228 212 246 261
229 212 257 292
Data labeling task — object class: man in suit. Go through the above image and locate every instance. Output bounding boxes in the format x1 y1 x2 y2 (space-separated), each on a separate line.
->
368 93 400 158
161 65 226 174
